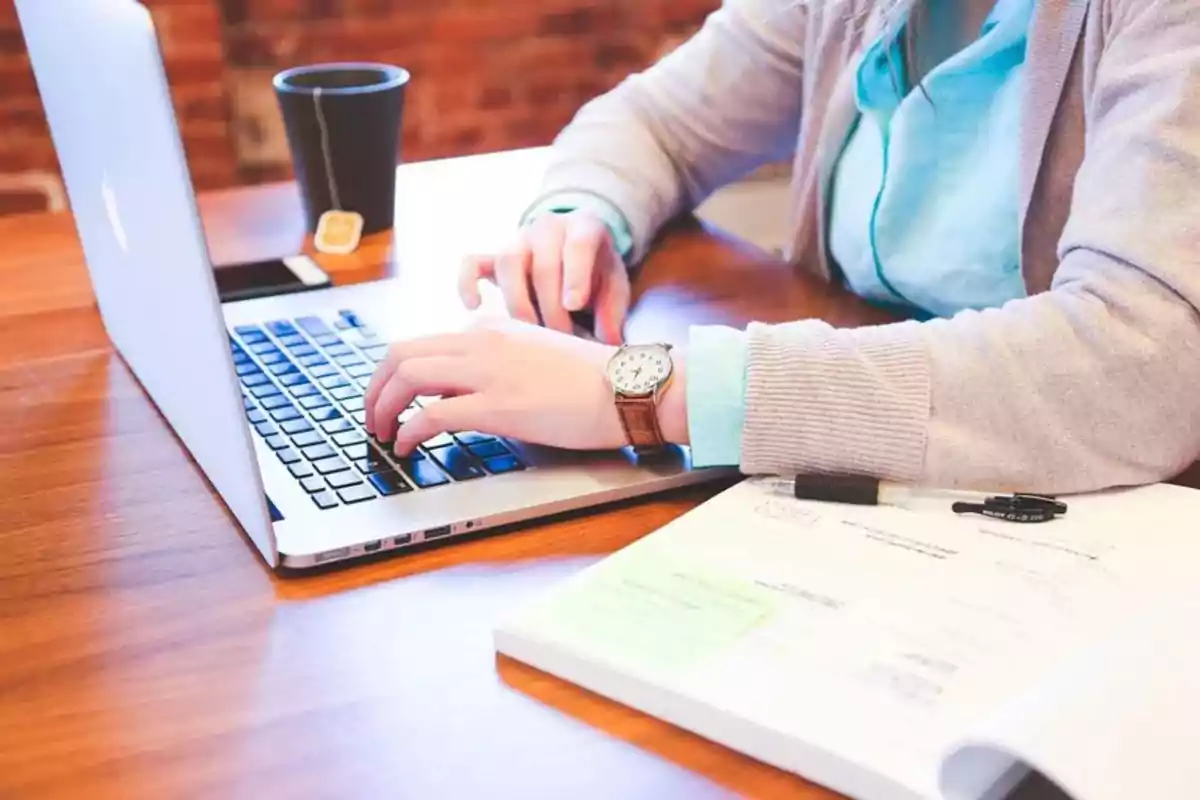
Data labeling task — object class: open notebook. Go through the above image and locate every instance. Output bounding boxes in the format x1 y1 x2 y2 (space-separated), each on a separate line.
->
494 477 1200 800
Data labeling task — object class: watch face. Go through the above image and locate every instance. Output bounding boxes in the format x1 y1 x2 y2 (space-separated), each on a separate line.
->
606 345 672 395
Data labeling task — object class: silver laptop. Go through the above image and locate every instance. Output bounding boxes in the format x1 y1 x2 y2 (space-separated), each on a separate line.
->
17 0 732 570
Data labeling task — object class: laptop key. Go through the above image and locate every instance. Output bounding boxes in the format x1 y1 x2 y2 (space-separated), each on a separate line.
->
299 394 331 411
321 418 354 434
337 484 375 504
277 447 301 465
313 333 342 347
290 344 317 358
247 408 267 425
333 430 366 447
289 383 319 398
344 362 375 378
308 365 337 379
324 343 353 357
268 362 297 376
300 476 325 494
271 407 302 423
330 385 362 401
259 350 286 365
326 471 362 490
312 491 339 509
455 431 493 446
235 324 266 339
352 410 366 425
361 344 389 362
298 354 328 368
341 396 365 412
319 375 348 390
289 461 315 478
249 341 278 355
301 443 337 461
422 432 455 449
278 334 306 348
250 383 281 399
313 456 350 475
467 439 509 459
429 445 483 481
280 418 313 435
241 371 270 387
279 372 308 388
296 316 330 336
334 354 363 367
342 443 370 460
266 320 297 336
260 394 291 410
255 422 277 439
310 406 342 423
235 362 260 377
483 454 524 474
368 471 411 496
291 430 325 448
263 433 286 449
399 458 450 488
353 450 393 474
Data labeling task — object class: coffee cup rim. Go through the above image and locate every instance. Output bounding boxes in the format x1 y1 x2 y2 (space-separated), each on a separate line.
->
273 62 410 96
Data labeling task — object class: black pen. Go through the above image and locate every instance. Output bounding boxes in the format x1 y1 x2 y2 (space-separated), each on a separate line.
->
790 474 1067 523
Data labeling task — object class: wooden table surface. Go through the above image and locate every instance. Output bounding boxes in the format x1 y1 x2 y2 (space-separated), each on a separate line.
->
0 148 1190 800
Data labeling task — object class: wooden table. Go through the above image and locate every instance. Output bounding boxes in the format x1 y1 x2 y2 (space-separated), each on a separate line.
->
0 148 1188 800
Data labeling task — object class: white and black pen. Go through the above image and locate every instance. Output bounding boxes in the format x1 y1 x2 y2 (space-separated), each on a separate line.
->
789 474 1067 523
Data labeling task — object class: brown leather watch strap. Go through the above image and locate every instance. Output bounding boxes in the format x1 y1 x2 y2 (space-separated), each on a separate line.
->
615 394 665 454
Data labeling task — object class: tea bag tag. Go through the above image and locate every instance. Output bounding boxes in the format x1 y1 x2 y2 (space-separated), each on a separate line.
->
310 86 364 255
314 209 363 255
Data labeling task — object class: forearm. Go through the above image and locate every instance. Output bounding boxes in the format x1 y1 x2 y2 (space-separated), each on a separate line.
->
533 0 806 265
737 257 1200 493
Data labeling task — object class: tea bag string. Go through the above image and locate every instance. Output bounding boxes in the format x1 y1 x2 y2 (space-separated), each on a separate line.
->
312 86 341 212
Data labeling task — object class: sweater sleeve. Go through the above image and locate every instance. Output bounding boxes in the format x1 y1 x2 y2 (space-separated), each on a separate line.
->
739 0 1200 494
531 0 807 265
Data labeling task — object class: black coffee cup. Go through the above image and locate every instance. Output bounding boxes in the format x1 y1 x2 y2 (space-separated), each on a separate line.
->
273 62 409 236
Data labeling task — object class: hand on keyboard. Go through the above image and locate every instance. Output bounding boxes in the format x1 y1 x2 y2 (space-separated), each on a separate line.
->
363 317 688 456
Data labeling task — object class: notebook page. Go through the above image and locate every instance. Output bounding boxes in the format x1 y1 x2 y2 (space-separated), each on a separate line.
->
497 479 1200 800
940 582 1200 800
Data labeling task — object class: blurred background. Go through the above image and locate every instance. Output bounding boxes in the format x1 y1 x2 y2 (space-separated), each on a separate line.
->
0 0 791 251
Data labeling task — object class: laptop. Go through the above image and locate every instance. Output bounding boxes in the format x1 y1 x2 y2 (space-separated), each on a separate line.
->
16 0 734 571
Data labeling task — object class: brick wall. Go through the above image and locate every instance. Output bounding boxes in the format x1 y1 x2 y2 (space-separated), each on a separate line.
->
0 0 717 215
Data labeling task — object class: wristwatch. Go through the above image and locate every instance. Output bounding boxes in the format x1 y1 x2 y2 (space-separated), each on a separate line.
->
605 343 675 455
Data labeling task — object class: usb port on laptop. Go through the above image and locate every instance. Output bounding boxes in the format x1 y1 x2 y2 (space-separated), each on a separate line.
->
424 525 452 540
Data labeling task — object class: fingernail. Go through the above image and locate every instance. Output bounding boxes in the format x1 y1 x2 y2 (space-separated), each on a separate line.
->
563 290 582 309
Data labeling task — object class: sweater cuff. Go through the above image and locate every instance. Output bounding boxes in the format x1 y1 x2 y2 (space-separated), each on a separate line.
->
685 324 749 468
739 319 930 479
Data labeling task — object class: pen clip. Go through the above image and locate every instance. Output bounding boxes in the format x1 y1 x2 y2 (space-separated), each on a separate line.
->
952 493 1067 523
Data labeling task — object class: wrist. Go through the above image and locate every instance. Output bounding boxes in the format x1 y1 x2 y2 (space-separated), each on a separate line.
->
657 348 689 445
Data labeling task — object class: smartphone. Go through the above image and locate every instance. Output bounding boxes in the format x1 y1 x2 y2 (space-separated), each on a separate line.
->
214 255 332 302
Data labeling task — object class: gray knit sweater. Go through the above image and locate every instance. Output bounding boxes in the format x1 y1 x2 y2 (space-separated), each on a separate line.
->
533 0 1200 494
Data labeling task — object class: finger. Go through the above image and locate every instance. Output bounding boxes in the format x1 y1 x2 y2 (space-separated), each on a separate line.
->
527 221 572 333
371 357 476 443
457 254 495 309
592 253 630 346
364 334 473 433
494 246 538 324
561 214 606 311
392 394 487 455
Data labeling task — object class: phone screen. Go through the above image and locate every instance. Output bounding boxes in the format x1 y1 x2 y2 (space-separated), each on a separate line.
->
215 255 331 302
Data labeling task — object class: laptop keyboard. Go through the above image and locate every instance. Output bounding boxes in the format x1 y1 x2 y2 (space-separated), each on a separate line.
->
230 309 528 510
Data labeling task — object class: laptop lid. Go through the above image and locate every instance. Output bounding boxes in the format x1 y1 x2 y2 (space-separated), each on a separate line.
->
17 0 279 566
